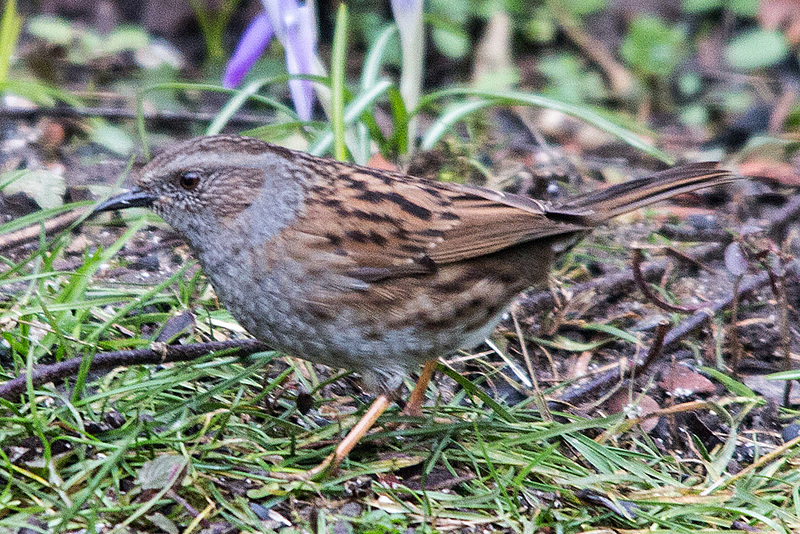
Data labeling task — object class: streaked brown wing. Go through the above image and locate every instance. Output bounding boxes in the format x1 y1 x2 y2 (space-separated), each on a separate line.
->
290 166 590 282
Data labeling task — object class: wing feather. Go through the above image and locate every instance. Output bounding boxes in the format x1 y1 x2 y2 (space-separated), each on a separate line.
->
290 168 589 282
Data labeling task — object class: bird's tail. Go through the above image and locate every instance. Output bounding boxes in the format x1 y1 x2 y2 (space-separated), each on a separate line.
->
551 162 738 226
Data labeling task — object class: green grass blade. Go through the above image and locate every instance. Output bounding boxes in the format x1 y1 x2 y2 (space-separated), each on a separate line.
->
417 88 674 164
309 79 393 156
421 99 494 151
361 24 397 90
439 365 514 423
700 366 757 398
330 3 349 161
206 77 296 135
0 0 21 84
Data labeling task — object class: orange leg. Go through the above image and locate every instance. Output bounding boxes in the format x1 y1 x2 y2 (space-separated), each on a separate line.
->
402 360 438 417
284 394 392 480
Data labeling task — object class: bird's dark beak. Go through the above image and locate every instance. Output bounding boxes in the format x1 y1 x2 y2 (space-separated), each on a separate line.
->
92 188 155 215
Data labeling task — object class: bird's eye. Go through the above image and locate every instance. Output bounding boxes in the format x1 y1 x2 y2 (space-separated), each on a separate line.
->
178 171 201 190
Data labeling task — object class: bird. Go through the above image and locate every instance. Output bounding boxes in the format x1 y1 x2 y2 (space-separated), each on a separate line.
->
93 134 737 478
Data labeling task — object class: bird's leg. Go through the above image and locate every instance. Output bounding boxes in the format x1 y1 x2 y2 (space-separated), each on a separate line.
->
287 394 392 480
402 360 438 417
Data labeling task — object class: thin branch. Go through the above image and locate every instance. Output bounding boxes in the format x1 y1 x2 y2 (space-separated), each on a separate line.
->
519 243 724 315
658 223 733 243
638 320 670 373
0 105 272 127
0 339 270 401
0 208 89 252
559 260 799 406
632 247 704 313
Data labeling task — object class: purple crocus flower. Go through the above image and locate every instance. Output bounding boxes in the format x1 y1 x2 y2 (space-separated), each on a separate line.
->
390 0 424 151
223 0 319 121
222 12 274 89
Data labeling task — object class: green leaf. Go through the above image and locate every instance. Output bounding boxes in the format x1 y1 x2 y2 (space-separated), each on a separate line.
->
0 79 76 107
699 366 757 398
620 15 687 78
730 0 758 16
417 88 675 163
361 25 397 90
766 369 800 381
0 169 65 210
726 29 789 70
439 365 515 423
564 0 608 16
241 121 320 143
206 76 296 135
682 0 723 13
309 79 393 156
104 26 149 55
26 15 74 46
580 323 641 345
431 25 469 59
421 99 494 150
524 7 557 43
539 53 608 103
89 122 135 156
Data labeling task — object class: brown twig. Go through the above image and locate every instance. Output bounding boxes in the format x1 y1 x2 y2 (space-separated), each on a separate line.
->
728 272 744 378
559 260 799 405
776 248 793 406
632 247 704 313
0 339 270 401
544 0 634 96
768 194 800 241
661 269 770 349
558 320 669 405
0 208 90 252
658 223 733 243
0 105 272 127
519 243 725 316
638 320 671 373
663 247 718 273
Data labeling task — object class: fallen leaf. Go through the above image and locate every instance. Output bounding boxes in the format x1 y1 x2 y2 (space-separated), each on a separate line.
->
139 455 188 490
607 391 661 432
367 153 398 171
739 158 800 187
659 365 716 397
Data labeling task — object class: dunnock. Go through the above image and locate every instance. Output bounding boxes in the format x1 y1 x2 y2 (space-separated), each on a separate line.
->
95 134 736 477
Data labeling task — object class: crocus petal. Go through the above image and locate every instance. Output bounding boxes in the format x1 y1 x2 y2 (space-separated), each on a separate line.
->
261 0 289 41
390 0 424 152
298 0 319 53
258 0 320 120
282 3 318 120
390 0 424 108
282 16 315 118
223 12 274 88
391 0 424 43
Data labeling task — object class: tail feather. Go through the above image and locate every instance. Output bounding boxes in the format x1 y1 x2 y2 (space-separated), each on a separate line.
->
551 162 737 226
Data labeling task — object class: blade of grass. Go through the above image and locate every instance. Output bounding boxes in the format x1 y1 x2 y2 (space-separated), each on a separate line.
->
438 365 514 423
330 3 348 161
206 77 293 135
136 81 299 157
308 79 393 156
361 25 397 90
417 88 674 163
0 0 21 84
0 201 92 238
420 99 494 151
387 87 409 156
